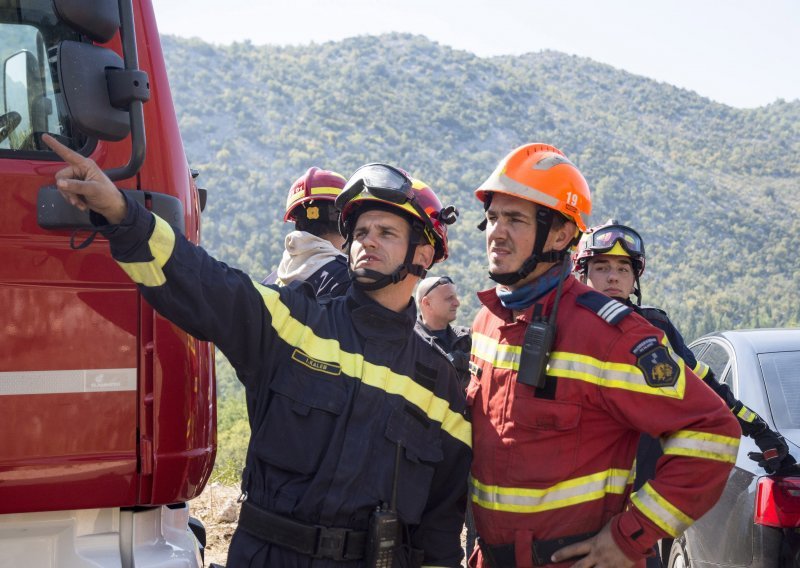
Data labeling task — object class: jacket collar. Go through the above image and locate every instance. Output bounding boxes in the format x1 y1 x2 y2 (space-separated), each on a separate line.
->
347 286 416 342
478 277 578 323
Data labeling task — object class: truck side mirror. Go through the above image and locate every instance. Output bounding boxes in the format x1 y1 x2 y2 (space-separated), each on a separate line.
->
2 51 33 145
52 0 121 43
56 41 130 141
50 0 150 181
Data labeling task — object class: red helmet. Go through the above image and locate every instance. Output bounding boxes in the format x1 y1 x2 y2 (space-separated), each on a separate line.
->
284 167 346 222
573 219 646 276
336 163 456 264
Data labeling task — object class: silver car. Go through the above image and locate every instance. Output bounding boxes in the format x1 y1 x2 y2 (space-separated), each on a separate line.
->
666 328 800 568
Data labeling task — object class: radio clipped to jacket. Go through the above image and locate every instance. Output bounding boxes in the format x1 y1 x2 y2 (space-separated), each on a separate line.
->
516 257 570 389
365 442 403 568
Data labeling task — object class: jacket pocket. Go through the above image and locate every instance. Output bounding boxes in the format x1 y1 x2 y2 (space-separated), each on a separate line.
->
253 370 348 475
368 405 444 525
507 393 582 486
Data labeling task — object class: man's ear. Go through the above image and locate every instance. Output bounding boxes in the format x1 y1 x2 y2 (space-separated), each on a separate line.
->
414 243 435 269
546 221 577 252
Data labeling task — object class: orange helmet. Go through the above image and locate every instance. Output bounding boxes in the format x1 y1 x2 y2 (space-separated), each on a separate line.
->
284 167 346 222
475 143 591 231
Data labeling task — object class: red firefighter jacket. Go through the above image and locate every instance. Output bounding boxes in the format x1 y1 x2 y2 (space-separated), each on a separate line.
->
469 277 740 567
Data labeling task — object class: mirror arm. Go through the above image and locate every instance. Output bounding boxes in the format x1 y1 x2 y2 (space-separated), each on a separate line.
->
104 0 146 182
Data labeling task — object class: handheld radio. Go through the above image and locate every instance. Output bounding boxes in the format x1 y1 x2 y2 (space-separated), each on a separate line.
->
365 442 402 568
516 256 570 389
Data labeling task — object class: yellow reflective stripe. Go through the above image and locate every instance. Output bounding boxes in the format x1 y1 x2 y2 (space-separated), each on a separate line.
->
630 483 693 537
470 469 630 514
692 360 711 380
737 405 757 423
258 286 471 448
548 350 686 399
662 430 740 463
471 332 521 371
116 214 176 286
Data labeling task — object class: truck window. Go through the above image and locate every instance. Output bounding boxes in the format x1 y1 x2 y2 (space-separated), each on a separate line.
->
0 5 86 154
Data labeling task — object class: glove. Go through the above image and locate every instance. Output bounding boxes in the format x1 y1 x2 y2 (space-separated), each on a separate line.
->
748 430 790 474
772 453 800 477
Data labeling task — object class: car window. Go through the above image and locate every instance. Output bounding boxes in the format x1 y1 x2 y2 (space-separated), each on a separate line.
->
760 351 800 430
0 5 87 154
696 342 731 380
720 367 733 388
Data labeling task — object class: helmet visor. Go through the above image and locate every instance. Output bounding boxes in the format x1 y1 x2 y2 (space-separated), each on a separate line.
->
589 224 644 257
337 163 435 235
338 164 413 208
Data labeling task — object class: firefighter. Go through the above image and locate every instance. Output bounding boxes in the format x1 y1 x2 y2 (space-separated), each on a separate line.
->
43 135 470 568
414 275 475 558
574 221 798 563
414 275 472 391
262 167 351 297
468 143 741 568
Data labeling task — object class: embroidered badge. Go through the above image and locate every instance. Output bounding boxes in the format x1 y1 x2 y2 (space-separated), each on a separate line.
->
291 349 341 376
632 339 679 388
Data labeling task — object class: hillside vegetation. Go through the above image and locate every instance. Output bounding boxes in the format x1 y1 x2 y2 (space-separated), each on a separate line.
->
161 34 800 481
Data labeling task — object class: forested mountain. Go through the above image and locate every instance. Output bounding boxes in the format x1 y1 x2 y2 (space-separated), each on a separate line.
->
160 33 799 480
163 33 797 371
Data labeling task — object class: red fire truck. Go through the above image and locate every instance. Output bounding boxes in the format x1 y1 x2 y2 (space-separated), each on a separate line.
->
0 0 216 565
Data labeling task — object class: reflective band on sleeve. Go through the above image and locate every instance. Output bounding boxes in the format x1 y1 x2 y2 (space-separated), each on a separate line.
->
630 483 693 537
548 349 685 399
473 333 686 398
736 405 758 423
257 285 472 448
117 215 176 286
662 430 740 463
0 368 136 395
692 360 711 380
470 468 631 514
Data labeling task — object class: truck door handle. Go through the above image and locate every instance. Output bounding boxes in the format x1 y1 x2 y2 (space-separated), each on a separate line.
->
37 186 185 235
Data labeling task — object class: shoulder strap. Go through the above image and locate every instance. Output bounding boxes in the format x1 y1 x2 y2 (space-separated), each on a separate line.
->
576 291 633 325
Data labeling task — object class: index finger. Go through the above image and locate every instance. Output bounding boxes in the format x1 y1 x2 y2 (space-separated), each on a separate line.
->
42 133 87 167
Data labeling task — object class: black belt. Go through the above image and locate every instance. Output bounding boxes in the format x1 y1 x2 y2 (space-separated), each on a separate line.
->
478 530 598 567
238 500 367 561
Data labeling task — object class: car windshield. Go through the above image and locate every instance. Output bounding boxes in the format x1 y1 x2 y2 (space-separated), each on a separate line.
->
760 350 800 443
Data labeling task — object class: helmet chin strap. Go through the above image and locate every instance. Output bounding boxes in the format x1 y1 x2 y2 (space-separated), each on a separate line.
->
348 221 428 292
490 207 566 286
633 273 643 306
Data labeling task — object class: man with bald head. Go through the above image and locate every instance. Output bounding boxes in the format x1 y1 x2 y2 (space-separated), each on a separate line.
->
415 276 471 391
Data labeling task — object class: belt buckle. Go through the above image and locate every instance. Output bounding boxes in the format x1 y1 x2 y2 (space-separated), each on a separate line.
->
313 525 348 561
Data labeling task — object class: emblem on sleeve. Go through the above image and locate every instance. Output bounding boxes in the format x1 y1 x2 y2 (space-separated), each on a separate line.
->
634 344 679 388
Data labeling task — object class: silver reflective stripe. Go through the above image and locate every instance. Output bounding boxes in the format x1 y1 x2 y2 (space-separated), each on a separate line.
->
476 170 560 209
471 469 631 513
0 369 137 395
630 483 693 537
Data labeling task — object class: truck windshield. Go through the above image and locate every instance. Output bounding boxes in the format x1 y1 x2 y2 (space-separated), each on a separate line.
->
0 2 86 154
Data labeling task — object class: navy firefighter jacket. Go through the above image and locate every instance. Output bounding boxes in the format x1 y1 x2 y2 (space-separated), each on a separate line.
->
97 195 472 567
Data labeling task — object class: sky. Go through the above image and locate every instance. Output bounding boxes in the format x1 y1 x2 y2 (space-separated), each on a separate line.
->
151 0 799 109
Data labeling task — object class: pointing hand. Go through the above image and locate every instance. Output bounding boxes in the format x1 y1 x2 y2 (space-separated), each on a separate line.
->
43 134 127 224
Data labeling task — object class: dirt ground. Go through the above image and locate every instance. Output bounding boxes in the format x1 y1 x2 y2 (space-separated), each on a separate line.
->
190 483 242 567
190 484 470 567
